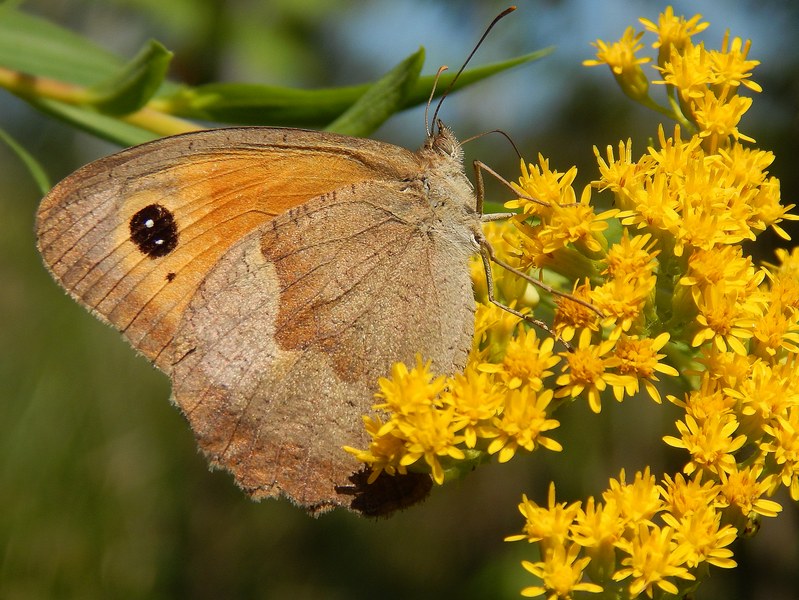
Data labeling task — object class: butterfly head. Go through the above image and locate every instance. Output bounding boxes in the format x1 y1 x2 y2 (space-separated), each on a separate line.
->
425 120 464 164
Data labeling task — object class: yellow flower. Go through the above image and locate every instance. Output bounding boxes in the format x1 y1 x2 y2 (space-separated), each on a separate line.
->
709 31 762 92
639 6 709 67
717 142 774 188
658 472 723 519
480 327 560 391
654 39 715 99
611 333 679 402
554 328 627 413
767 271 799 317
663 413 747 476
373 356 446 415
589 274 654 334
761 407 799 501
537 186 616 257
679 245 761 301
512 221 556 273
772 247 799 282
691 88 755 152
584 26 651 101
348 356 470 485
718 464 782 521
719 149 799 240
553 280 601 342
444 365 504 449
746 176 798 240
520 544 603 599
473 301 523 362
485 387 562 463
343 414 409 483
693 347 753 388
691 285 756 355
602 230 660 281
612 523 695 598
592 138 652 209
569 497 624 582
667 376 737 422
396 404 466 485
507 483 581 551
732 361 796 436
616 169 681 236
603 467 663 528
661 505 738 569
571 496 625 549
646 124 702 184
508 155 578 216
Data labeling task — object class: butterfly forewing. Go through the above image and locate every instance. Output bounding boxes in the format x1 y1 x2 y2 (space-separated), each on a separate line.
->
36 128 420 369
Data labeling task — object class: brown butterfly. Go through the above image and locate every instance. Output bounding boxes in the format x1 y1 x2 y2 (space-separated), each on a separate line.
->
45 121 498 513
35 10 545 516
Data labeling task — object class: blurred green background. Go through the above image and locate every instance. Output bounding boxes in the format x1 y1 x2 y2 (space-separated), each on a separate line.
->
2 0 798 598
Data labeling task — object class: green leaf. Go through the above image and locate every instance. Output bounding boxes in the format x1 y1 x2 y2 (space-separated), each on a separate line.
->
85 40 173 115
0 126 50 193
0 7 177 145
325 47 424 137
160 49 552 127
29 99 159 147
162 82 362 127
414 47 554 106
0 6 123 85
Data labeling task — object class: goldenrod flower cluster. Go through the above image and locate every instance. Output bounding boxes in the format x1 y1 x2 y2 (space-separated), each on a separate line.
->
348 7 797 598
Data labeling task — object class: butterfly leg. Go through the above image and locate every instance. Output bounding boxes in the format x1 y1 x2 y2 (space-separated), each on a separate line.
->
471 160 602 318
475 234 553 333
472 159 547 216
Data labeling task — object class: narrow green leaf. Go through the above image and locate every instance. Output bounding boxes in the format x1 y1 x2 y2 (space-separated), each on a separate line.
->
325 48 424 136
162 82 361 127
28 98 159 147
0 6 180 98
160 49 552 127
412 47 554 105
86 40 173 115
0 126 51 194
0 6 122 85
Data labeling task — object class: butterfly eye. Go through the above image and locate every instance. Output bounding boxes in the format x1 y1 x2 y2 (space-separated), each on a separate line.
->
431 125 459 157
129 203 179 258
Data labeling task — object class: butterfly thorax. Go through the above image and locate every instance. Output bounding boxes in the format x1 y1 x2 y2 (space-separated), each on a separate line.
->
416 125 481 255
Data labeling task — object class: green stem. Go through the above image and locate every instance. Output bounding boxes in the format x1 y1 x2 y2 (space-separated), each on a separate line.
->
0 65 201 137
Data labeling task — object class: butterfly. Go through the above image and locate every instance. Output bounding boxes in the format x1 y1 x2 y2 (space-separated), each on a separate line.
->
35 116 495 514
33 7 550 516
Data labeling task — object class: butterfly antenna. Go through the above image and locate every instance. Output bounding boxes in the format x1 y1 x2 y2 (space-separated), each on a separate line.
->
430 6 516 128
461 129 523 159
425 66 449 137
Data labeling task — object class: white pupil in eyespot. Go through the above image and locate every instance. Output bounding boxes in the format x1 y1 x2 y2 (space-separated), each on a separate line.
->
145 219 155 228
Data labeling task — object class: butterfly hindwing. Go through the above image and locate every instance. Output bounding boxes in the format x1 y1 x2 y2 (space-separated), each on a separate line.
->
168 179 476 511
